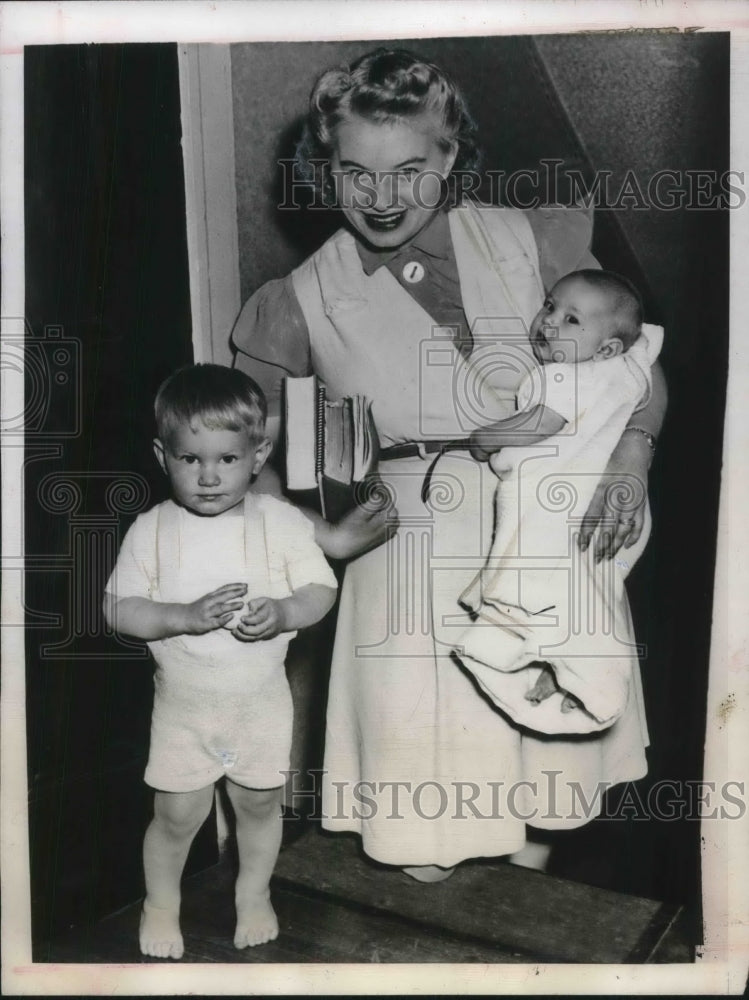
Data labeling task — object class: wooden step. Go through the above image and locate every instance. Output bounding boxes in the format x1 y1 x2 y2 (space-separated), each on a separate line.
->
40 824 688 964
273 826 680 964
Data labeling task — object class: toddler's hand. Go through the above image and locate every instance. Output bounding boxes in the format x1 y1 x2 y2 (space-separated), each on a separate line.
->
183 583 248 634
232 597 287 642
524 663 582 713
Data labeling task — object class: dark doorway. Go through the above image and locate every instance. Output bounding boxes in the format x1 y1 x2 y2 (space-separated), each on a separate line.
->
23 43 215 955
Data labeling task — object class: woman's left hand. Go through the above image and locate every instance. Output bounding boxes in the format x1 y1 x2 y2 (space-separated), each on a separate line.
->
578 430 650 562
322 479 399 561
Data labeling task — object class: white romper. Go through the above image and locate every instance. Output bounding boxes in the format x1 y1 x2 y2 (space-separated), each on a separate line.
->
105 493 337 792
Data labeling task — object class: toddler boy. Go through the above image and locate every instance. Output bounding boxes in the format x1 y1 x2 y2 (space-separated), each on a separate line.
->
104 364 337 958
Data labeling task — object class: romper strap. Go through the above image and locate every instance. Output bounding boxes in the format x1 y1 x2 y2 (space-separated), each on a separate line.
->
155 501 181 588
155 497 275 599
242 495 272 595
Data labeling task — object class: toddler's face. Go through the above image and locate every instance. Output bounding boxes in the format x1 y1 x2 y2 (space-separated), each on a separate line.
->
530 276 618 365
154 421 270 517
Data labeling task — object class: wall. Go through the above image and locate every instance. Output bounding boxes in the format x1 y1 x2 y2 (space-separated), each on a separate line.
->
535 32 729 368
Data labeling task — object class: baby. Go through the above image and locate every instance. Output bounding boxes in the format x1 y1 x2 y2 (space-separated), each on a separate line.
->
103 364 337 958
456 269 662 732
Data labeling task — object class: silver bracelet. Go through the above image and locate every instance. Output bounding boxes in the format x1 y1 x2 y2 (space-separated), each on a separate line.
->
624 425 657 454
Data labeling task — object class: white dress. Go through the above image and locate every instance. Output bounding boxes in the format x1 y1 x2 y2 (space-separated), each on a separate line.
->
233 202 650 865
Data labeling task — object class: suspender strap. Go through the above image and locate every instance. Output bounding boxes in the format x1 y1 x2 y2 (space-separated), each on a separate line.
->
242 495 272 595
156 500 180 586
154 497 273 597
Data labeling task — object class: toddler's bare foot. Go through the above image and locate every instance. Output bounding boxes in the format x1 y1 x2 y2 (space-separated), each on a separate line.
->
139 899 184 959
234 888 278 948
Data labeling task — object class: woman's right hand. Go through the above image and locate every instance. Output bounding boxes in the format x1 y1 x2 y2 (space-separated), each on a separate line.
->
468 427 501 463
468 437 495 463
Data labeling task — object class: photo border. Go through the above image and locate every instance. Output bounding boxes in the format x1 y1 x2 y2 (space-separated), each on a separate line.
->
2 1 748 994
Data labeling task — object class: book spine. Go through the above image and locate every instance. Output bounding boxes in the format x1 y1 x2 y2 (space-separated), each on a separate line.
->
315 384 327 519
315 384 325 476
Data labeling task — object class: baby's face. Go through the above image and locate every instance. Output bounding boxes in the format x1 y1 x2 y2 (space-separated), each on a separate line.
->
530 276 616 365
154 421 269 517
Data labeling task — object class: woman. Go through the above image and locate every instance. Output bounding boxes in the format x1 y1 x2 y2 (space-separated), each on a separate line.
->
232 49 666 880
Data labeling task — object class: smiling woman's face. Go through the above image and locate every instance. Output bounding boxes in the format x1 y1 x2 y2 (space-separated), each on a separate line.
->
330 113 457 250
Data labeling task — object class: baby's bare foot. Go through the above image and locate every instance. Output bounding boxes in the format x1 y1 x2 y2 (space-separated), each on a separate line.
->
139 899 184 959
234 888 278 948
525 663 558 704
561 692 583 713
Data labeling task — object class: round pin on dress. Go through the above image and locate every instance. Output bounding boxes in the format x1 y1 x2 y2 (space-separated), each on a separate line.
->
402 261 425 284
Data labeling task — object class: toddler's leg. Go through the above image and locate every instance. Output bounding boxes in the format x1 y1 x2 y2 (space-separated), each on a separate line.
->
141 786 215 959
226 780 283 948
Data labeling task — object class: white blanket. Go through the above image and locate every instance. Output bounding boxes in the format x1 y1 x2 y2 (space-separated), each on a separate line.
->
456 324 663 734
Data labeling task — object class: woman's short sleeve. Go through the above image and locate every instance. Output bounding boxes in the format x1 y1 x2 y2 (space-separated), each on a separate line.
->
230 275 312 377
525 206 599 291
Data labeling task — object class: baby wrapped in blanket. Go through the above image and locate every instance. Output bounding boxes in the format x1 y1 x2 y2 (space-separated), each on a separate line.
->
456 270 662 734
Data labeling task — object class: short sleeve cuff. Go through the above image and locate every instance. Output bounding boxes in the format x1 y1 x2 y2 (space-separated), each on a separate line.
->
285 554 338 593
263 497 338 593
230 275 312 375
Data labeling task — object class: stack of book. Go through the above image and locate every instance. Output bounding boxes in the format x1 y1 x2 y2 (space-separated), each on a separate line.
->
283 375 380 521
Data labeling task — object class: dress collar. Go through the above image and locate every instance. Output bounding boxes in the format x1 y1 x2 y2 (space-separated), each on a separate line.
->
355 209 452 276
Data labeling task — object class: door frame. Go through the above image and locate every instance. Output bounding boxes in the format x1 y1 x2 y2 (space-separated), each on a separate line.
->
178 43 240 367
